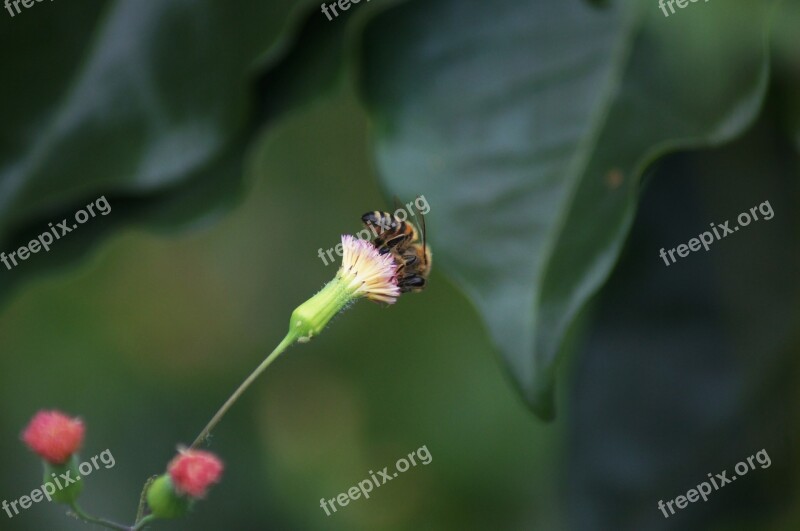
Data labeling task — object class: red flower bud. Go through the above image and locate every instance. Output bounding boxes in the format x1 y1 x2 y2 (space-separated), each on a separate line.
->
168 450 224 499
21 410 85 465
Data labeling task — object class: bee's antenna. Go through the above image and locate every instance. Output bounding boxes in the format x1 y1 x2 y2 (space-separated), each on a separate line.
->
421 209 428 265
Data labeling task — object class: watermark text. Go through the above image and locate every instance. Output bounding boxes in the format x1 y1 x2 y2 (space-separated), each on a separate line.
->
319 444 432 516
2 449 116 519
659 200 773 266
1 195 111 272
658 448 771 518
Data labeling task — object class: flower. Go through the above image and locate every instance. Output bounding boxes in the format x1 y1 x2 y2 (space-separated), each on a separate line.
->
146 450 224 520
168 449 224 498
289 235 400 341
21 410 85 465
338 235 401 304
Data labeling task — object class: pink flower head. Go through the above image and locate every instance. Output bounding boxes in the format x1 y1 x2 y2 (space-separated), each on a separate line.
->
22 410 85 465
338 235 400 304
168 449 224 498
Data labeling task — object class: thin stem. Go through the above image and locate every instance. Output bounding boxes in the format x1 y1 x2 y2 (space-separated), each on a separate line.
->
190 332 297 449
69 503 132 531
135 476 157 524
132 514 158 530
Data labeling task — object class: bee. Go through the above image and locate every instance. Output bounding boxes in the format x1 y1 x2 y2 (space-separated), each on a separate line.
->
361 210 431 293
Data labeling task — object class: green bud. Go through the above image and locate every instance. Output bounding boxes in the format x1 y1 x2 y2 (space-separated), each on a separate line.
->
43 456 83 504
146 475 190 519
289 276 355 342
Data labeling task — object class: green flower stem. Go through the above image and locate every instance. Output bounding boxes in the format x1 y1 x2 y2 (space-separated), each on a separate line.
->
69 503 131 531
190 331 298 450
190 275 356 450
135 476 157 524
132 514 158 530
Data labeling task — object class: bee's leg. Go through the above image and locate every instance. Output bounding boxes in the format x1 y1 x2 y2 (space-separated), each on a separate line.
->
398 274 426 292
390 254 415 276
392 254 407 275
372 237 392 255
384 233 409 249
402 254 418 267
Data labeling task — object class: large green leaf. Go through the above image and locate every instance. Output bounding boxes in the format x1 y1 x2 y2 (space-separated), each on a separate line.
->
358 0 777 417
0 0 351 300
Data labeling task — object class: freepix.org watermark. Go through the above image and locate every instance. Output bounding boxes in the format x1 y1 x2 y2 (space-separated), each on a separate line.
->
1 195 111 272
319 444 432 516
659 200 773 266
2 449 116 519
317 195 430 266
320 0 370 22
4 0 55 18
658 0 710 18
657 448 771 519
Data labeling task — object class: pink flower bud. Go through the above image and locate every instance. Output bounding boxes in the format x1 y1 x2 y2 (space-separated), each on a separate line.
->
168 450 224 498
21 410 85 465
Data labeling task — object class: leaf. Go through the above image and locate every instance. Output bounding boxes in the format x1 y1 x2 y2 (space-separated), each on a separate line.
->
357 0 777 418
0 0 350 300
